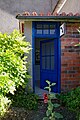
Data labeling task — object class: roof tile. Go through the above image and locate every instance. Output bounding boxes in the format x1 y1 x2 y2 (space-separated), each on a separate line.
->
17 11 80 17
32 12 38 16
22 12 30 16
39 12 44 16
74 13 80 16
47 12 51 16
52 12 59 16
60 12 66 16
67 12 73 16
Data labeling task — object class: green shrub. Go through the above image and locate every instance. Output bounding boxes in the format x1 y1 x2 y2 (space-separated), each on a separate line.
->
0 73 16 95
57 87 80 119
0 30 31 117
0 30 31 96
10 88 38 110
57 87 80 111
0 94 11 117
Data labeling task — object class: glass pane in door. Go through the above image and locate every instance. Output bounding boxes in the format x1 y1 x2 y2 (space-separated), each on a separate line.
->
46 42 50 55
51 56 54 70
51 42 54 55
42 57 45 69
46 57 50 70
42 43 45 56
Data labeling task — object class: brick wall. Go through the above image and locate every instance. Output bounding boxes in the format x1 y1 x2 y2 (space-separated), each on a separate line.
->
61 22 80 92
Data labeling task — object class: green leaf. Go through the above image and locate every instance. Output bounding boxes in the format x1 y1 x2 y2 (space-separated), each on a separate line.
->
43 117 49 120
46 80 50 85
55 112 63 119
48 100 52 105
48 106 53 111
50 116 55 120
51 83 56 86
46 110 51 117
49 93 56 99
53 103 60 108
48 102 53 111
51 112 55 117
44 87 49 90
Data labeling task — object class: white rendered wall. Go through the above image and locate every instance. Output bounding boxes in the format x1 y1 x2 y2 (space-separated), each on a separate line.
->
58 0 80 14
0 0 52 33
24 21 33 91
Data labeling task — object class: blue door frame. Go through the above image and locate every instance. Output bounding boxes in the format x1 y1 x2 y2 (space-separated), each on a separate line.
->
32 21 61 93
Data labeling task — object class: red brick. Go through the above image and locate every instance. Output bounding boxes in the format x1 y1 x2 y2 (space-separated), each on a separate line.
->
61 22 80 92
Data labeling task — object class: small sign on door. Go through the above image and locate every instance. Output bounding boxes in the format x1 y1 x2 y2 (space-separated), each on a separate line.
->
60 23 66 37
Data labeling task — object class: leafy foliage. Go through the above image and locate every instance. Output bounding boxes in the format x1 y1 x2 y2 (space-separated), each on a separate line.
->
57 87 80 111
0 73 16 95
0 94 11 117
10 88 39 110
57 86 80 119
0 30 31 95
43 80 63 120
0 30 31 117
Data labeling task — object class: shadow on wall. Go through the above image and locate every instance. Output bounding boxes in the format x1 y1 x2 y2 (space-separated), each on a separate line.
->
0 0 58 33
0 0 58 15
0 9 18 33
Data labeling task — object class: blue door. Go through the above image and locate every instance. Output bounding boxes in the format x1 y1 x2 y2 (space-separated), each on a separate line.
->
40 39 58 92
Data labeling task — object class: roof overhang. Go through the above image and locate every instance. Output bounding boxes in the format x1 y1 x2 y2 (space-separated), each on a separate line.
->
16 15 80 22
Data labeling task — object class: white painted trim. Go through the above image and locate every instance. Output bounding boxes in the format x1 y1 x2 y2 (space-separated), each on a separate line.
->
57 0 67 13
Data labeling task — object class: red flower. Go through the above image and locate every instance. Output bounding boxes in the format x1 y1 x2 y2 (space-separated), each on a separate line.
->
43 93 48 103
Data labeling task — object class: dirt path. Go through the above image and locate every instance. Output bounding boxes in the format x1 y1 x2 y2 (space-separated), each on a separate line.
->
1 101 76 120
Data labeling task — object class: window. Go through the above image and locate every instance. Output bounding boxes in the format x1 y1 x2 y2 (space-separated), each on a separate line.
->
50 24 55 34
36 22 56 36
43 24 49 34
36 24 42 34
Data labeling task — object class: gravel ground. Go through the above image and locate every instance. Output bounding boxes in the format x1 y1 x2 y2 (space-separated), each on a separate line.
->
1 101 76 120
